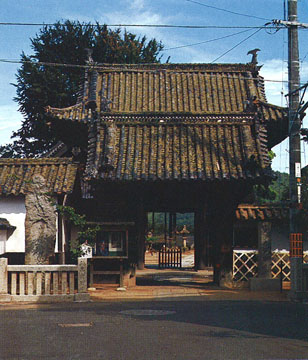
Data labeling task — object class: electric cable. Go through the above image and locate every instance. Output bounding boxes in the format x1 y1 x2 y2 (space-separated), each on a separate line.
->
0 58 295 84
211 28 262 63
186 0 273 22
0 22 285 30
164 28 253 51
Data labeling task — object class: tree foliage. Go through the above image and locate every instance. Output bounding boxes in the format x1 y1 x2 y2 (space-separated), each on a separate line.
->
1 21 164 157
57 205 100 263
253 171 289 204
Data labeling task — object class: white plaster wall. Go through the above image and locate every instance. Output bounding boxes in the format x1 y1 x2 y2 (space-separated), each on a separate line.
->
0 230 7 254
0 196 26 253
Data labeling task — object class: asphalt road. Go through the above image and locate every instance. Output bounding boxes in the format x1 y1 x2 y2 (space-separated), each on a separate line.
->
1 298 308 360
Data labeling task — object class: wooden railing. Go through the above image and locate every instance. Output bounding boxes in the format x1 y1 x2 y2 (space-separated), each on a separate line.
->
0 258 89 302
159 247 182 269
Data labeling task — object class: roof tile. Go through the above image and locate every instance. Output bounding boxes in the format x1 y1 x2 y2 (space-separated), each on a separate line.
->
0 158 78 195
84 115 269 182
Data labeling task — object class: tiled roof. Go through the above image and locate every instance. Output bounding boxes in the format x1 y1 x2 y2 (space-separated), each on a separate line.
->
0 218 16 230
47 63 288 150
0 158 78 195
84 114 270 181
235 204 289 221
48 63 287 121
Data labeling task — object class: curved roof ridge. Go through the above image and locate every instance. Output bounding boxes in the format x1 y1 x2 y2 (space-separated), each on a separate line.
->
88 62 258 72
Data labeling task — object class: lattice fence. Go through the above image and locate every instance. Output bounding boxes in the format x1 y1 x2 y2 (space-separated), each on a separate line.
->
271 250 290 281
233 249 308 282
233 250 257 281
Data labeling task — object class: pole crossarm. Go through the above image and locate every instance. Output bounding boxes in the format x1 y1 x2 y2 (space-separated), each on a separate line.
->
272 19 308 28
285 83 308 131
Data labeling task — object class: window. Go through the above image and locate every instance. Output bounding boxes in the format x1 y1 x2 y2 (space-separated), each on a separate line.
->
96 230 127 257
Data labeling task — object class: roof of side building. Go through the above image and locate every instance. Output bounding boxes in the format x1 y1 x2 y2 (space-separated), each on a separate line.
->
0 158 78 195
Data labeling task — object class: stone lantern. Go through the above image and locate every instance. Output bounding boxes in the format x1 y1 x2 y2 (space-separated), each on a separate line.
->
179 225 190 248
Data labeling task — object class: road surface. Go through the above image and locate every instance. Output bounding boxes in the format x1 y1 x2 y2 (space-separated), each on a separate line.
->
1 298 308 359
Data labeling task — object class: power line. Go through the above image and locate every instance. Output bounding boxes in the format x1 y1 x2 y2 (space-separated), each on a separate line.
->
0 58 88 69
185 0 271 21
211 28 262 63
0 57 295 84
0 21 285 30
164 28 253 51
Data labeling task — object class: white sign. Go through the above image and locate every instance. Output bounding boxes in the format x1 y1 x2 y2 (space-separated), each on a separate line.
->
295 163 301 178
80 243 92 258
298 185 301 203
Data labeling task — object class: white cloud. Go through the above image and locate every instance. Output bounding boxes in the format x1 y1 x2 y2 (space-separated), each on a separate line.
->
260 59 288 107
129 0 145 11
98 0 175 45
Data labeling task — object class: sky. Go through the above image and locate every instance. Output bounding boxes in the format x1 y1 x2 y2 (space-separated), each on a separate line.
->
1 0 308 172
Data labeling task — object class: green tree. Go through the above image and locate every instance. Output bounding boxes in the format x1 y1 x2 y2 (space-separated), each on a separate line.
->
254 171 289 204
1 21 163 157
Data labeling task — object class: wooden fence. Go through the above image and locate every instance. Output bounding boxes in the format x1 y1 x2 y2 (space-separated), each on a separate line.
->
0 257 90 302
233 249 308 282
159 247 182 268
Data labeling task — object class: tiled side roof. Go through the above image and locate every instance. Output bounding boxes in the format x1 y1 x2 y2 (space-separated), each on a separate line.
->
0 158 78 195
84 115 270 182
47 63 287 124
0 218 16 230
235 204 289 221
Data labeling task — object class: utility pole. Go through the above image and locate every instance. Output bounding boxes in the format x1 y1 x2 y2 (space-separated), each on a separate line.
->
274 0 303 299
287 0 303 299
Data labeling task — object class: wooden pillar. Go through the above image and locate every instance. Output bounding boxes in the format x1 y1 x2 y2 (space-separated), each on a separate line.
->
152 212 155 231
57 213 65 264
194 207 208 270
137 201 146 270
257 222 272 278
211 209 234 285
168 212 173 239
164 212 167 246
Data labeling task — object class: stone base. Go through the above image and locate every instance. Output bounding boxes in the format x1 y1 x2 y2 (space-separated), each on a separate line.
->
0 293 91 303
0 294 12 302
124 275 136 288
74 293 91 302
249 278 281 292
123 268 137 288
288 291 308 301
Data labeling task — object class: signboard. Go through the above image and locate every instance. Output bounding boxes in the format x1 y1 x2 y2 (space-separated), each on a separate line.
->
80 243 93 258
295 163 301 178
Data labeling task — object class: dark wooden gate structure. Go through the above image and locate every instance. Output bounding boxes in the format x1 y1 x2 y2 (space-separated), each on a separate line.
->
159 247 182 269
47 62 289 278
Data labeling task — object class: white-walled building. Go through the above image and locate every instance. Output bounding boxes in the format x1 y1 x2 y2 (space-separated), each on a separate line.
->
0 158 78 264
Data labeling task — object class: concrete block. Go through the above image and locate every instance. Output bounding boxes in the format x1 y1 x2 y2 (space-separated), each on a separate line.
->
249 278 281 292
0 294 11 302
19 273 25 295
123 273 136 288
78 258 88 293
0 258 8 294
10 295 75 303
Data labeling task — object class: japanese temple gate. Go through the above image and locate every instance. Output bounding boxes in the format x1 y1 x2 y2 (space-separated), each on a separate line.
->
46 62 288 278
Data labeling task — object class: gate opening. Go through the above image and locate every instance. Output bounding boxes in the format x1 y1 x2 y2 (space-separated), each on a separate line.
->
145 212 195 269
